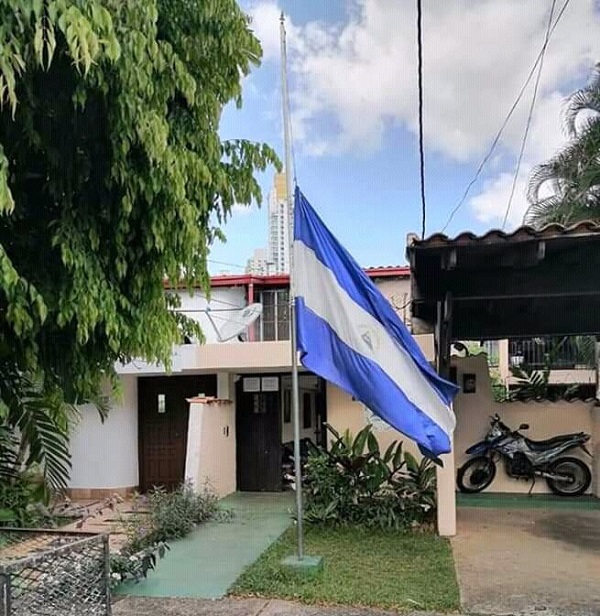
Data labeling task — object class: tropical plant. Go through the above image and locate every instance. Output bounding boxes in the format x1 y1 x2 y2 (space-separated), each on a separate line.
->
0 362 76 524
304 424 436 530
509 339 581 401
525 64 600 227
0 0 279 418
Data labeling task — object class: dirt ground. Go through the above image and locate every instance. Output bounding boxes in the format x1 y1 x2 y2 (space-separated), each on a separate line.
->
452 507 600 616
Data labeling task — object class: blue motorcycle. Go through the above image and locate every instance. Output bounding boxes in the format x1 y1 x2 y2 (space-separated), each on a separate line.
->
457 414 592 496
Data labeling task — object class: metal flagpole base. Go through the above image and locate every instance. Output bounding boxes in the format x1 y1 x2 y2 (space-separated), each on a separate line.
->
280 554 324 577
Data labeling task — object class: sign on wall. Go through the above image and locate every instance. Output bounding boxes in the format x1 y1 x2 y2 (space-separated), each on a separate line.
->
261 376 279 392
242 377 261 392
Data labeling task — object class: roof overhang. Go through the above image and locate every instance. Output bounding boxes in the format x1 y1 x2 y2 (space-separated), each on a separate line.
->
406 221 600 340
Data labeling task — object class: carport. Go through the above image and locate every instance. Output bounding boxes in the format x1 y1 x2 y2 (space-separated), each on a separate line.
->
407 222 600 615
406 221 600 536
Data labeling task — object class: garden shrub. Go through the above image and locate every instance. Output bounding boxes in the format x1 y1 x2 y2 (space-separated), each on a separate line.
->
111 481 229 586
304 424 436 530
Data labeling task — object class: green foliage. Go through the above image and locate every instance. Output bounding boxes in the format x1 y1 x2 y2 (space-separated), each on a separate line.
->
122 481 228 551
490 371 508 402
109 542 169 589
111 481 229 587
526 64 600 227
0 0 279 411
304 425 436 530
0 360 76 525
0 472 61 527
509 339 582 401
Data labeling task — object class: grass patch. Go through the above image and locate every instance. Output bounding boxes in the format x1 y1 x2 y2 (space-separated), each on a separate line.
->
230 526 460 612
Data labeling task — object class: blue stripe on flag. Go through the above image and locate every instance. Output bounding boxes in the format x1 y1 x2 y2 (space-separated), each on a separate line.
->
294 187 456 406
296 299 452 454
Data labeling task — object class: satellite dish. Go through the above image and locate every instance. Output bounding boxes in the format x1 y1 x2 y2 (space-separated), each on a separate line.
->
206 303 263 342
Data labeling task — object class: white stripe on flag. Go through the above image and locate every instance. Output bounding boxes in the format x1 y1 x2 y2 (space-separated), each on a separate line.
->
294 240 456 435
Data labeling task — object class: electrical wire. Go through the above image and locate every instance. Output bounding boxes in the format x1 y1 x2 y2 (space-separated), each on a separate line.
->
501 0 557 230
207 258 246 270
441 0 572 233
416 0 426 239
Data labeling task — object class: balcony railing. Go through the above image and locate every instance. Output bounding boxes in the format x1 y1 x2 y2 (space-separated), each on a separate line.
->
509 337 595 371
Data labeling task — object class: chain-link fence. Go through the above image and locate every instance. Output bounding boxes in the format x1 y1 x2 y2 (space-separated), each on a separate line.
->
0 529 111 616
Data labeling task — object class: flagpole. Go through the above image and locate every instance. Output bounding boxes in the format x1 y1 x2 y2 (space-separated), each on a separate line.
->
280 12 304 561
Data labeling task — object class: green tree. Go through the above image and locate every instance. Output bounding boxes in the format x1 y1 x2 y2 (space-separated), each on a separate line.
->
525 64 600 227
0 0 279 406
0 0 279 504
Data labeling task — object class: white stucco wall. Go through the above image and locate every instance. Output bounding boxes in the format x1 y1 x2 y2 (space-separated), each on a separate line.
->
68 375 139 491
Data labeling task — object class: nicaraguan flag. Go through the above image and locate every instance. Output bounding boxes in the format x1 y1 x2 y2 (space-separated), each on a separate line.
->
293 187 458 457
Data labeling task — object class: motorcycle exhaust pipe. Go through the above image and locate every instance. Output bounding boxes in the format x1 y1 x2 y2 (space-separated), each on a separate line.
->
535 471 571 482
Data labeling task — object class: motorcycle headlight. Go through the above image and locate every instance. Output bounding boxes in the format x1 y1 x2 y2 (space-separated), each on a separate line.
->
488 425 502 440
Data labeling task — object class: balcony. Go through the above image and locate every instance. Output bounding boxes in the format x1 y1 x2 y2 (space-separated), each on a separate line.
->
509 336 596 371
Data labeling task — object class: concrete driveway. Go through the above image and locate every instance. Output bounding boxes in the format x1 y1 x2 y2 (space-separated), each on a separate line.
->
452 506 600 616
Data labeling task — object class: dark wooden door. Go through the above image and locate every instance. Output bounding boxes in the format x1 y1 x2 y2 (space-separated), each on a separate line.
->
236 381 282 492
138 375 216 491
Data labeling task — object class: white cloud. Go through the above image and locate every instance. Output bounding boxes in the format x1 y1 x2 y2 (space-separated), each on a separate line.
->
248 0 600 226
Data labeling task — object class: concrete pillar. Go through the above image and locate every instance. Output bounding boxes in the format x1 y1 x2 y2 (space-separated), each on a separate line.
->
217 372 231 399
498 339 510 384
436 437 456 536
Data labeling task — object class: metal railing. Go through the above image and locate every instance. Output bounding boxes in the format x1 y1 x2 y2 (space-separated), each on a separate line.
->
509 337 595 370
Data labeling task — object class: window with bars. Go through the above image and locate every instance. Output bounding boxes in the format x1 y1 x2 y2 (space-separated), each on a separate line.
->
256 289 291 341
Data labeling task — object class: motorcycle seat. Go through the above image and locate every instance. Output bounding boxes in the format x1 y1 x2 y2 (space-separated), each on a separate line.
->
524 433 585 451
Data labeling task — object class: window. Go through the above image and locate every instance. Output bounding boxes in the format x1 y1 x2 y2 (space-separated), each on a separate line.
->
257 289 291 341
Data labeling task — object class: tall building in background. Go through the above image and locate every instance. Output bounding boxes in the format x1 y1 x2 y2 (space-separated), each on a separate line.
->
245 248 273 275
268 172 291 273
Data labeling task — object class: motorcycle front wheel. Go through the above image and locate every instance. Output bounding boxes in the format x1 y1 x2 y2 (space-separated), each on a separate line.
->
457 456 497 493
546 457 591 496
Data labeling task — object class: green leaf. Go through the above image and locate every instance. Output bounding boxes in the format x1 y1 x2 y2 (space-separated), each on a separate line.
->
404 451 419 474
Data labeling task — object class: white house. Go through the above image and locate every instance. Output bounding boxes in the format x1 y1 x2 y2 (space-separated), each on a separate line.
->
67 267 600 537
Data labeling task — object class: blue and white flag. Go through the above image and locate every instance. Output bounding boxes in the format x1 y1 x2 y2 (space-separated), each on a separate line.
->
293 187 458 457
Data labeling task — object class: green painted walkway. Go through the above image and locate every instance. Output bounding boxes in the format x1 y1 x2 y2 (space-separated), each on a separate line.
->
117 491 294 599
457 491 600 509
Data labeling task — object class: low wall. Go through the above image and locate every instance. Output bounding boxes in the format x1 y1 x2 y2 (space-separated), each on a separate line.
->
453 355 595 494
185 398 236 498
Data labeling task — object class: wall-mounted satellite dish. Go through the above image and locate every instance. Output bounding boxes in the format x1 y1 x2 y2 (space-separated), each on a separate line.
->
206 303 263 342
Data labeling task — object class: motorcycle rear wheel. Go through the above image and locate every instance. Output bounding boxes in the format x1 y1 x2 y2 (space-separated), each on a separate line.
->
546 457 591 496
457 456 497 493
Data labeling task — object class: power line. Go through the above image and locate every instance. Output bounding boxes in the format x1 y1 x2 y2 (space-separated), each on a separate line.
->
207 258 246 270
416 0 426 239
441 0 572 233
502 0 557 230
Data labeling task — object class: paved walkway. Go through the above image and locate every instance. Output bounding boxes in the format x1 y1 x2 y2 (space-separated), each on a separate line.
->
452 506 600 616
113 596 448 616
117 492 294 599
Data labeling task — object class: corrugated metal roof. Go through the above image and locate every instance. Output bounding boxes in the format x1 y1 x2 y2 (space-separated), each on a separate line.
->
408 220 600 248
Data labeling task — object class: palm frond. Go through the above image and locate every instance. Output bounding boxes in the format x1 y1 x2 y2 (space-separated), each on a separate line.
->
564 63 600 136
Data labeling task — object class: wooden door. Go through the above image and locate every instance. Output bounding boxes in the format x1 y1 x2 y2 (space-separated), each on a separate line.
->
236 380 282 492
138 375 216 491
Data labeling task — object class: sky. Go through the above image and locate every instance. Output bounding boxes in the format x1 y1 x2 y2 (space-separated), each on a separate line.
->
208 0 600 275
